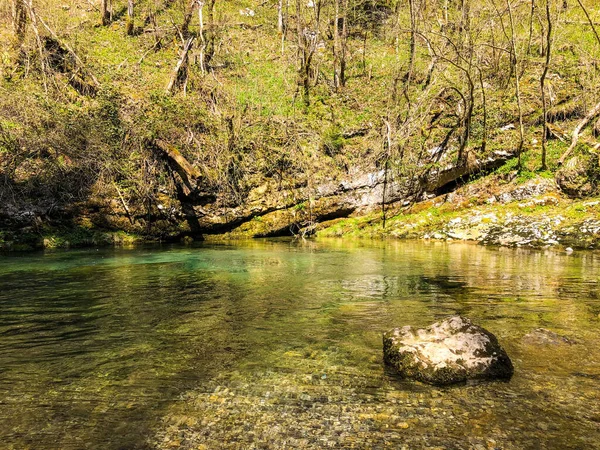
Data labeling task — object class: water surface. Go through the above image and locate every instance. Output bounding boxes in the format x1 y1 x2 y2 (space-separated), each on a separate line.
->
1 239 599 449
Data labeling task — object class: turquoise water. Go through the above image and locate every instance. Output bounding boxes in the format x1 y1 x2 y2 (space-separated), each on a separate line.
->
1 239 599 449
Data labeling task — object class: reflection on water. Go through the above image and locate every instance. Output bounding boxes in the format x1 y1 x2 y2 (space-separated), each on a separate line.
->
0 239 599 449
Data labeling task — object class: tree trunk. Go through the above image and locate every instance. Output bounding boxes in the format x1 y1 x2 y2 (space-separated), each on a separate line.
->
154 139 201 192
478 67 488 154
204 0 216 67
403 0 417 107
181 0 196 39
126 0 134 35
278 0 284 33
507 0 525 171
12 0 27 50
296 0 310 106
340 0 348 87
381 119 392 229
540 0 553 170
527 0 535 55
576 0 600 47
24 0 48 91
279 0 288 55
457 81 475 165
333 0 340 90
101 0 110 25
198 0 206 75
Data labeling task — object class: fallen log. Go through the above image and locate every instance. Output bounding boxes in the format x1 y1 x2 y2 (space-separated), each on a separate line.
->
166 37 194 94
154 139 200 193
558 100 600 165
546 123 568 141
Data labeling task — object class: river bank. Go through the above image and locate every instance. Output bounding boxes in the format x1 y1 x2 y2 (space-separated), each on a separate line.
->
2 174 600 252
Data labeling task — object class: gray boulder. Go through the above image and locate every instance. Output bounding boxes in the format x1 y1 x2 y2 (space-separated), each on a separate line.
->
383 316 514 385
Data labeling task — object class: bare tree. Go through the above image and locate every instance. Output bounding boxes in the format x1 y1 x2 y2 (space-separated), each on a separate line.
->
23 0 48 91
278 0 285 33
540 0 553 170
381 119 392 228
333 0 348 90
526 0 535 55
333 0 341 90
558 101 600 164
423 32 476 165
339 0 347 87
295 0 320 106
575 0 600 47
166 37 195 94
506 0 525 171
278 0 286 54
197 0 206 75
554 0 600 164
204 0 217 68
181 0 196 39
403 0 418 107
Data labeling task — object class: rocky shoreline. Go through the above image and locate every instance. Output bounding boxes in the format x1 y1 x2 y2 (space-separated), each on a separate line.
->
317 177 600 250
415 208 600 250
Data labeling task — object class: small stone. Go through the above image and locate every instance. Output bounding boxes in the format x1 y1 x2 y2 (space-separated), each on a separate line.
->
565 247 573 253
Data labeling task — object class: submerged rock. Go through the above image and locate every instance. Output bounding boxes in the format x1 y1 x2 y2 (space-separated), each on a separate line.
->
383 316 514 385
522 328 573 346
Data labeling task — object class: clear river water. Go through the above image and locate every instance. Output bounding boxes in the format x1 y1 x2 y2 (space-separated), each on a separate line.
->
1 239 599 449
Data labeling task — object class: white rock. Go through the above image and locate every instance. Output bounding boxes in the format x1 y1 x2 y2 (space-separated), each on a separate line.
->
383 316 514 385
239 8 255 16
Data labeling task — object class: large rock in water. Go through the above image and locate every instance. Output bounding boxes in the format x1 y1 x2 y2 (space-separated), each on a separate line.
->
383 316 514 385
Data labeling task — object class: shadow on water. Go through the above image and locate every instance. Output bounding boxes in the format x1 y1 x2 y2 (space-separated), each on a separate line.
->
418 275 471 292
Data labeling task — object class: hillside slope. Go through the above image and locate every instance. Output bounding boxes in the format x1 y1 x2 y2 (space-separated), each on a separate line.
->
0 0 599 249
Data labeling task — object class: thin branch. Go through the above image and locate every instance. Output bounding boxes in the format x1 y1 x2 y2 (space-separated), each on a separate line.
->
576 0 600 47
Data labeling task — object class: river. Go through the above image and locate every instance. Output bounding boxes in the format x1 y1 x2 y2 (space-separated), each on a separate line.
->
1 239 599 449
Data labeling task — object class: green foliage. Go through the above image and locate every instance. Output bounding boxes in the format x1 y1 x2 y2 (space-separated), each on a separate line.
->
322 127 346 157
